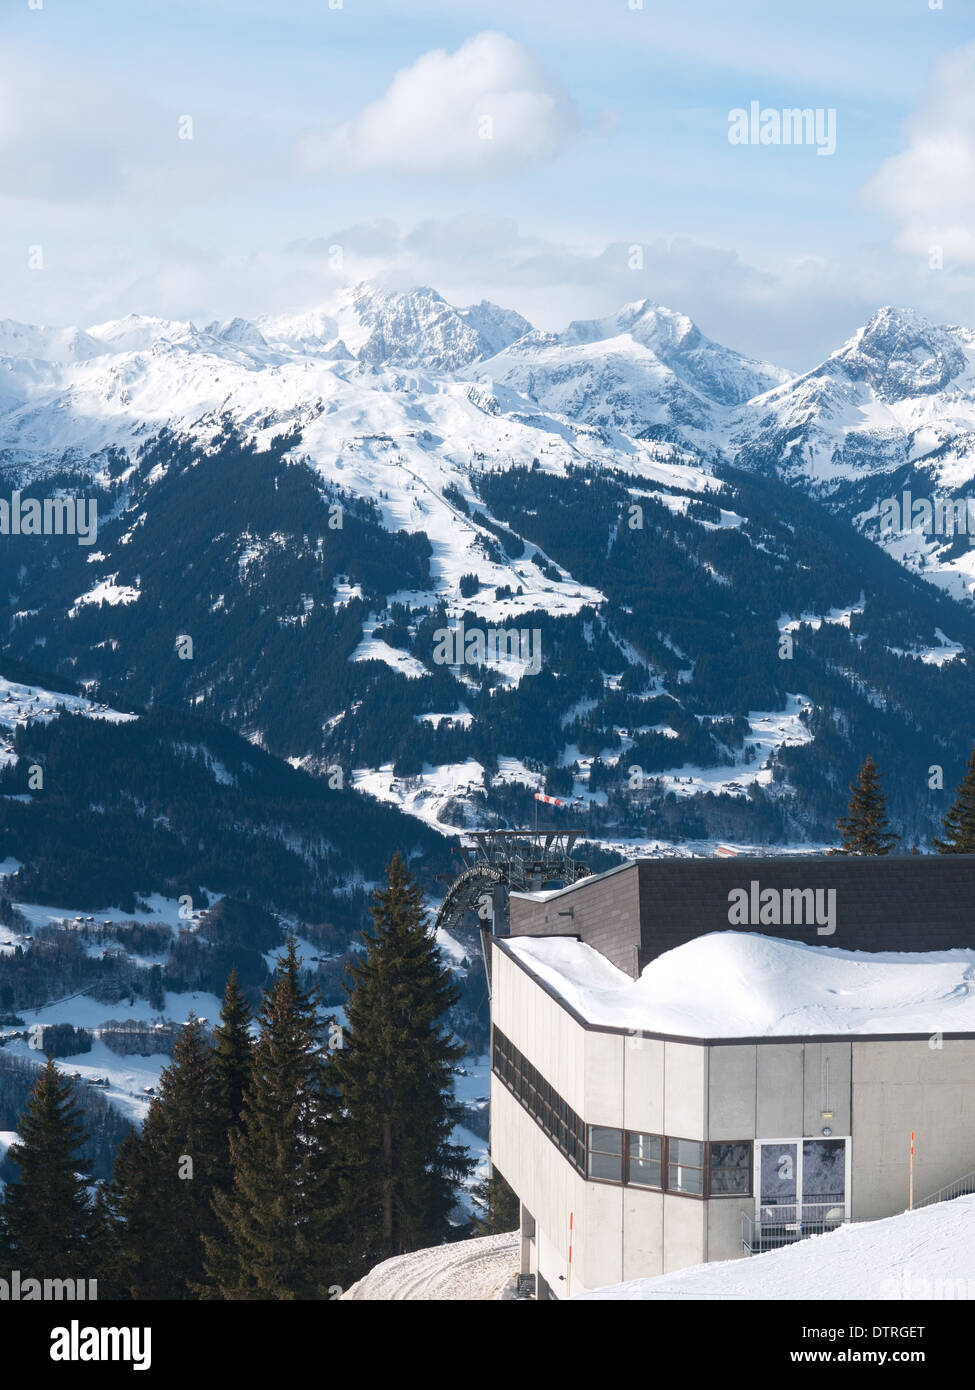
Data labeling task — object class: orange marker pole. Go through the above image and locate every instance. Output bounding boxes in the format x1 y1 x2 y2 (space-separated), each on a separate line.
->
909 1131 915 1210
567 1210 574 1298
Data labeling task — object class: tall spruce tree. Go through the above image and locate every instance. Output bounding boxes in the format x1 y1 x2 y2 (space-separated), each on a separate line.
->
204 939 337 1299
329 852 473 1281
210 967 253 1191
470 1160 520 1237
836 756 901 855
0 1060 95 1277
934 748 975 853
106 1016 224 1299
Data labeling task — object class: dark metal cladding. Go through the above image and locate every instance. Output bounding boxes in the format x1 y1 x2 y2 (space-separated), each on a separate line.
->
508 855 975 978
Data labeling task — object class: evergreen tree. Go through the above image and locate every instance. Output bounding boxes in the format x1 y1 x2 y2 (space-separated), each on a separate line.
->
0 1060 95 1276
329 852 473 1281
934 748 975 853
89 1178 129 1300
204 939 337 1299
470 1160 520 1236
107 1016 223 1299
836 756 901 855
210 967 253 1191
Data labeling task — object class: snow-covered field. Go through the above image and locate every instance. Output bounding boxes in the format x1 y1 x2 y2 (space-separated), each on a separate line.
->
506 931 975 1038
579 1194 975 1300
634 694 814 801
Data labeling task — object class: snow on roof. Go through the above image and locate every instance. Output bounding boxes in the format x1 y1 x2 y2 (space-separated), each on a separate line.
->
578 1194 975 1300
504 931 975 1038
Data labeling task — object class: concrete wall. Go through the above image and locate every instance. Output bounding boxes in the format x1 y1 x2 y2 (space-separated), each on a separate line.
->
706 1040 852 1140
491 944 713 1293
851 1039 975 1218
492 936 586 1117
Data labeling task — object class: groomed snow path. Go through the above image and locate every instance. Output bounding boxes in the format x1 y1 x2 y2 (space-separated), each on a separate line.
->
342 1231 520 1300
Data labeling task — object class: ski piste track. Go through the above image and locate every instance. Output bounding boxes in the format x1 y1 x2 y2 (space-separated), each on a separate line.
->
342 1231 520 1301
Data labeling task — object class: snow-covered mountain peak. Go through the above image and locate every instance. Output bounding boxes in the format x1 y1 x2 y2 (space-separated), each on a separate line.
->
474 296 792 439
257 283 531 372
86 313 195 354
830 305 971 401
0 319 106 364
333 282 530 371
203 316 270 351
560 298 699 355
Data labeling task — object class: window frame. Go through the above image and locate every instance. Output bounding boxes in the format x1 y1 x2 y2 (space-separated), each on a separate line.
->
666 1136 707 1197
626 1130 664 1190
706 1140 753 1198
586 1125 625 1184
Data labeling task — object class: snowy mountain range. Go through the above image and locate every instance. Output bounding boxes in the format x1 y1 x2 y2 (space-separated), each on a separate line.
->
3 282 975 857
6 286 975 594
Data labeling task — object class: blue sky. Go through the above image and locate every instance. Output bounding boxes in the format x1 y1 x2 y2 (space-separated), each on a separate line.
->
4 0 975 366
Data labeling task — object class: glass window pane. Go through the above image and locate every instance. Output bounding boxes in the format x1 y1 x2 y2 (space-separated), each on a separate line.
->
710 1165 749 1195
802 1139 845 1201
709 1141 751 1194
628 1132 662 1162
802 1139 845 1221
589 1126 623 1155
710 1141 749 1169
629 1158 662 1188
668 1162 704 1194
588 1151 623 1182
669 1138 703 1167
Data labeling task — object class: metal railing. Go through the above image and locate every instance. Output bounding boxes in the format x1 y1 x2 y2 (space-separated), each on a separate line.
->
741 1203 848 1255
916 1169 975 1210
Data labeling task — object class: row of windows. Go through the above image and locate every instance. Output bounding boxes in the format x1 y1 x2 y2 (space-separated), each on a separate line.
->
588 1127 752 1195
493 1027 586 1173
492 1027 752 1197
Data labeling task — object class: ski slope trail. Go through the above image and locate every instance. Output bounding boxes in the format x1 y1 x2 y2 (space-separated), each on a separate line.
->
342 1231 519 1300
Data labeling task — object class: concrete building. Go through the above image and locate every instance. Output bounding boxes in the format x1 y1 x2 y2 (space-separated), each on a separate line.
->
489 855 975 1298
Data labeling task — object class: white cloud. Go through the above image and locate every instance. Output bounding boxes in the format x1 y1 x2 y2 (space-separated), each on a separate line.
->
296 31 579 177
864 42 975 268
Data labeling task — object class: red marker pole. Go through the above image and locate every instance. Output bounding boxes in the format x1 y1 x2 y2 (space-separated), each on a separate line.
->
909 1132 915 1210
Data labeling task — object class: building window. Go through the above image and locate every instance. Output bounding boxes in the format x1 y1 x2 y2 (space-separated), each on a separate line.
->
627 1131 663 1188
587 1125 623 1183
708 1141 752 1196
491 1027 586 1177
668 1137 705 1194
492 1027 753 1200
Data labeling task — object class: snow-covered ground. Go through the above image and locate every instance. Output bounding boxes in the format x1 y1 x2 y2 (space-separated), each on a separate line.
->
645 695 814 801
0 674 134 768
886 627 964 666
579 1194 975 1300
0 868 225 1122
505 931 975 1038
352 759 487 835
342 1230 519 1301
339 1193 975 1302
